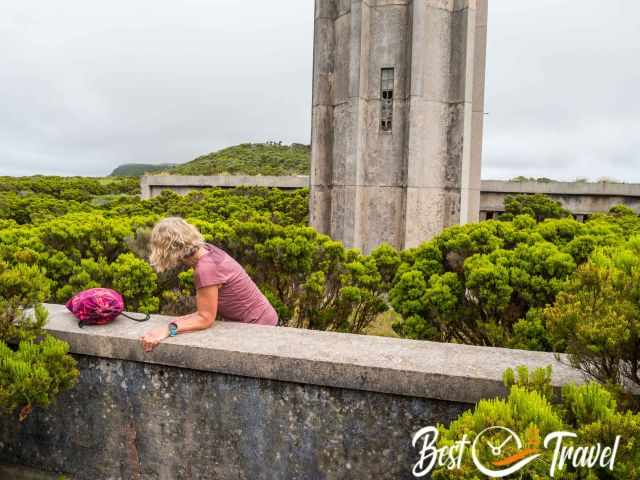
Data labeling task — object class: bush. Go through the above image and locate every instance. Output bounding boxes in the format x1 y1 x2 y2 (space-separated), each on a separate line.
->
197 220 395 333
0 178 392 333
390 219 577 347
499 193 571 221
390 208 640 350
5 175 640 350
545 246 640 398
0 326 79 421
0 263 79 421
431 366 640 479
168 142 310 176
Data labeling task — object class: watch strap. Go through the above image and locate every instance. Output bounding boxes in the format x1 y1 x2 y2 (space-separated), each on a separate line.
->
168 322 178 337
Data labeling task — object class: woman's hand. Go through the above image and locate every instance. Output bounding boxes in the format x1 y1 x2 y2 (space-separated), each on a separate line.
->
139 325 169 353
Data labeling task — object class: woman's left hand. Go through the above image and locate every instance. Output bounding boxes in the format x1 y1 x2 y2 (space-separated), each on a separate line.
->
139 325 169 353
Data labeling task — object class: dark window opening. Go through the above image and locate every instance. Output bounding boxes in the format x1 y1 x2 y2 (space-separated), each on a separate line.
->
380 68 394 132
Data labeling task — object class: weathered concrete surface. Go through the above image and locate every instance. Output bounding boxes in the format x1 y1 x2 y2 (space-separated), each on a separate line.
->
0 464 64 480
0 303 594 479
480 180 640 218
483 179 640 196
140 175 308 200
310 0 488 253
38 304 584 405
0 355 468 480
141 175 640 224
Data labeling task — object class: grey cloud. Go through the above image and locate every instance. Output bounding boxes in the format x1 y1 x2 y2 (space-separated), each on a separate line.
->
0 1 638 181
0 0 313 176
483 0 640 181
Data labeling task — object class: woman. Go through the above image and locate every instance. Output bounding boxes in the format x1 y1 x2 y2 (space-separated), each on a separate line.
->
139 217 278 352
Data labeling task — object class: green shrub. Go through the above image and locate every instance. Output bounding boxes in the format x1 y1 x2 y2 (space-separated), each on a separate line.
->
498 193 571 221
111 253 159 313
545 246 640 398
431 366 640 479
202 220 394 333
0 324 79 421
0 176 395 333
37 214 131 262
390 209 640 350
0 261 52 342
390 219 577 347
5 175 640 349
168 142 310 176
53 254 159 313
0 288 78 421
0 176 138 196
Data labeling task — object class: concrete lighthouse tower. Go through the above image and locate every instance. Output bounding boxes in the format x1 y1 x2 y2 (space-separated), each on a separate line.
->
310 0 488 253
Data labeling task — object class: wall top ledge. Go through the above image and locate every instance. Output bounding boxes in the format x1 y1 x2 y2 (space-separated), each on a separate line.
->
140 175 309 188
140 175 640 198
39 303 586 405
482 180 640 197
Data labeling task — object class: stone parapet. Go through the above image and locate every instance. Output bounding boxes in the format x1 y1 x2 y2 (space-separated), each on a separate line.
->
39 303 584 405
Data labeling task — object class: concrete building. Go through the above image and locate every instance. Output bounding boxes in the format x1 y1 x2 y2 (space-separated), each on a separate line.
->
141 175 640 223
480 180 640 221
309 0 488 253
140 175 308 199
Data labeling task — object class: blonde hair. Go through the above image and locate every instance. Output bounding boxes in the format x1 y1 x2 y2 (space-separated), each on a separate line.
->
149 217 204 272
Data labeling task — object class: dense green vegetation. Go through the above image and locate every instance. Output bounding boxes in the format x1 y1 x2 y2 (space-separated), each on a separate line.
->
167 142 310 176
1 177 638 434
110 142 311 177
498 193 571 221
546 248 640 397
0 176 138 196
510 175 623 184
389 200 640 388
0 176 139 224
510 175 556 183
109 163 177 177
432 366 640 479
0 260 79 421
387 197 640 420
0 177 390 335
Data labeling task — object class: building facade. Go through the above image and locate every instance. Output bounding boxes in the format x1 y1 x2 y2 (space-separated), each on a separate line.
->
309 0 488 253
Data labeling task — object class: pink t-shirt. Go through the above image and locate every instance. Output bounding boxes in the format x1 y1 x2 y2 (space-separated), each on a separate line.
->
193 243 278 326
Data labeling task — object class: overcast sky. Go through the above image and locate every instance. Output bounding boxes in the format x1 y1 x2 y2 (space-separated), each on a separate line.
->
0 1 638 180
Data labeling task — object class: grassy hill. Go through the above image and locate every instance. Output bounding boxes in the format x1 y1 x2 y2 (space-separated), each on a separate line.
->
168 142 310 176
109 163 177 177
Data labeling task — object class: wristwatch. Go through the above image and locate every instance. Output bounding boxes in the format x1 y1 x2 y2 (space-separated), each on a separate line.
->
168 322 178 337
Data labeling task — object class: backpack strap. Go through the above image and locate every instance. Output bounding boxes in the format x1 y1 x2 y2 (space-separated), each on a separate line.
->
120 312 151 322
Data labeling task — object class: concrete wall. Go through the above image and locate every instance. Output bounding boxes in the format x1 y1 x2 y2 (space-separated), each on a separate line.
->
310 0 488 254
141 175 640 221
0 304 586 479
480 180 640 220
140 175 308 200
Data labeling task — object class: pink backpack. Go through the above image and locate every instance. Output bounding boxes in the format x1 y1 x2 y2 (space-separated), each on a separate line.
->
65 288 150 328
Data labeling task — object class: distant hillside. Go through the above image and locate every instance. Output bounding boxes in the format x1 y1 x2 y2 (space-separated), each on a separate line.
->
168 142 310 176
109 163 177 177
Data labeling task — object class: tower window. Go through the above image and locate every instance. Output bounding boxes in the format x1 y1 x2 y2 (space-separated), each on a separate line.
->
380 68 394 132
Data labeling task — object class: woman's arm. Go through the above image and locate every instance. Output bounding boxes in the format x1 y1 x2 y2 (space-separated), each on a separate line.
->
172 284 220 333
139 284 220 352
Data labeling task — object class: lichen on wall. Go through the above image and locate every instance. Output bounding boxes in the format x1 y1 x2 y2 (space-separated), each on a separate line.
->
0 354 470 480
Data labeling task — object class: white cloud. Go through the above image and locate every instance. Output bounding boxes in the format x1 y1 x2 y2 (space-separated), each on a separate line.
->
0 1 638 180
483 0 640 181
